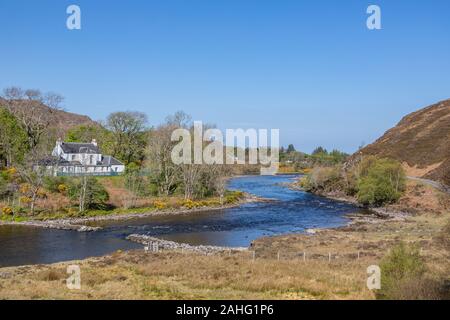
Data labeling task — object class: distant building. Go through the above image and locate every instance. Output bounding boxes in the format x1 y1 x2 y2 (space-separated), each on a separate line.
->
39 139 125 176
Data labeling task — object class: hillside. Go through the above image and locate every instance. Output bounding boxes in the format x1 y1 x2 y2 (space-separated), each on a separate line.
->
0 97 99 136
357 99 450 186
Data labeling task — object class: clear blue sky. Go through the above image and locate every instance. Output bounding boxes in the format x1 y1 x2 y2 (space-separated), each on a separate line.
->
1 0 449 153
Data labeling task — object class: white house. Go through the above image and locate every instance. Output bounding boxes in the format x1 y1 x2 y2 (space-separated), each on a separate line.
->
40 139 125 176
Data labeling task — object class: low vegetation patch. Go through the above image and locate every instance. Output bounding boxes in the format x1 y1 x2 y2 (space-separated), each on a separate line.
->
300 156 406 207
377 242 446 300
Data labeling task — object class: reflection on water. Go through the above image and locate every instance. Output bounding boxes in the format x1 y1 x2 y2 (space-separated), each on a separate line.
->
0 175 368 267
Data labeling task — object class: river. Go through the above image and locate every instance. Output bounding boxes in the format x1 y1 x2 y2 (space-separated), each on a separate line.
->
0 175 368 267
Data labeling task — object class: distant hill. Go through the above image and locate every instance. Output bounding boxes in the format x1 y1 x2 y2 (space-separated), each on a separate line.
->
0 97 99 136
356 99 450 186
46 107 99 133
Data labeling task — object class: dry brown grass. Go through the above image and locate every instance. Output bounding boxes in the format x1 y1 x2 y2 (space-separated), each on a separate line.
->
0 250 376 300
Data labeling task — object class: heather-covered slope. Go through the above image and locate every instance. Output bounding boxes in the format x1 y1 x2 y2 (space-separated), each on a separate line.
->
358 99 450 186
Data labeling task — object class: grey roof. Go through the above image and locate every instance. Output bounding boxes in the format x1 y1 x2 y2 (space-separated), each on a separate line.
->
38 156 66 166
100 155 124 166
38 156 80 166
38 155 123 167
60 142 100 154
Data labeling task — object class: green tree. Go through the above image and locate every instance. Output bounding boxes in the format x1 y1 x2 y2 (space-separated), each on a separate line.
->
68 177 110 211
66 124 114 155
0 108 29 168
286 144 296 153
312 146 327 155
329 149 349 164
106 111 148 164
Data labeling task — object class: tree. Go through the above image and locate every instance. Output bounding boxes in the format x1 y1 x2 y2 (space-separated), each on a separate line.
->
312 146 327 155
16 148 48 215
205 164 230 202
66 124 114 155
0 108 28 168
123 163 147 208
106 111 148 164
329 149 349 164
357 158 406 206
165 110 192 128
147 124 182 196
145 112 192 196
2 87 63 150
286 144 296 153
181 164 202 200
69 177 109 212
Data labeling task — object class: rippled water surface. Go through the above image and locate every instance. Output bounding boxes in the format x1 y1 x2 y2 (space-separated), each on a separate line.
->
0 175 367 267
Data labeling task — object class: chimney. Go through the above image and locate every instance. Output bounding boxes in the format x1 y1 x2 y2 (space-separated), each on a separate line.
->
91 139 97 146
56 138 62 147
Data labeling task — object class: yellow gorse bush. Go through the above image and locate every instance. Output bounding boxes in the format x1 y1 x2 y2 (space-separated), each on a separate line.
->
20 196 32 204
2 206 13 215
153 200 167 210
182 199 196 209
19 183 30 194
57 184 68 194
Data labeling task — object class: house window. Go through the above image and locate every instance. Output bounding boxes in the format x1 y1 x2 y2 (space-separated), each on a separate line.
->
71 155 76 161
90 155 94 164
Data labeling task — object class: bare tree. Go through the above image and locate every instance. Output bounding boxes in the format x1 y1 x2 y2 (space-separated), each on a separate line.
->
17 148 48 215
78 153 89 213
146 124 179 196
180 164 202 200
165 110 192 128
2 87 63 150
212 165 230 204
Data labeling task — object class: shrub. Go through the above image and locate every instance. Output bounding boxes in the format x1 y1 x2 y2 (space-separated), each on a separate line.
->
182 199 196 209
435 220 450 249
153 200 167 210
44 177 69 194
378 242 427 300
357 158 405 206
19 196 32 205
225 191 244 204
2 206 13 216
19 183 30 194
301 166 344 193
57 184 68 194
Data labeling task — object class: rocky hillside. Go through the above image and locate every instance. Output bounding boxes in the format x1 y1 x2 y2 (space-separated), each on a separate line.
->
357 99 450 186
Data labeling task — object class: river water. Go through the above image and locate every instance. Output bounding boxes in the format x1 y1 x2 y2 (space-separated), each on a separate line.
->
0 175 368 267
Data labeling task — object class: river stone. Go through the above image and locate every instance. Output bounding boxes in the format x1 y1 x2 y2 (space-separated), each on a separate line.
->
127 234 247 255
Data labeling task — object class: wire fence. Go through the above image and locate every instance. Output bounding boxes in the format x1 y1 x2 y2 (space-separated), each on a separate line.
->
142 241 382 263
